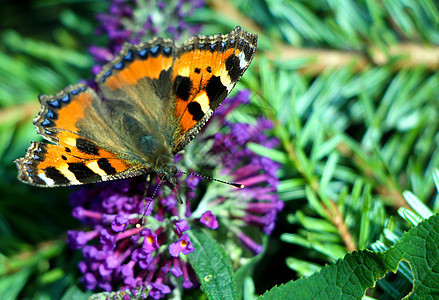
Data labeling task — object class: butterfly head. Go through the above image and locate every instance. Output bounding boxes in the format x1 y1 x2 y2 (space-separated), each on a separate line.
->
156 164 183 204
157 164 178 187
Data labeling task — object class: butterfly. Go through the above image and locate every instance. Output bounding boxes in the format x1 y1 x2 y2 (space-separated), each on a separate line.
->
15 26 258 194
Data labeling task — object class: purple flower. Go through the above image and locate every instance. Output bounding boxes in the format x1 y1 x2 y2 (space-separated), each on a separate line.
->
98 255 118 276
170 257 182 277
68 90 282 297
67 230 99 249
213 90 250 121
149 280 171 299
199 211 219 230
141 229 159 253
90 0 205 65
237 231 263 255
169 233 195 257
175 219 190 235
69 10 282 289
181 260 194 289
111 214 128 232
132 247 153 269
83 273 97 290
88 45 114 63
99 229 116 251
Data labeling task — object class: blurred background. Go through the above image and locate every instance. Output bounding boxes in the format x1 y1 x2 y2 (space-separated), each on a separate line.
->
0 0 438 299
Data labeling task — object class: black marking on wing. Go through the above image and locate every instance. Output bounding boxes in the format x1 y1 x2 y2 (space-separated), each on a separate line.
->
187 102 204 121
205 76 227 107
225 55 241 81
76 138 99 156
68 163 97 183
98 158 117 175
44 167 69 184
174 75 192 101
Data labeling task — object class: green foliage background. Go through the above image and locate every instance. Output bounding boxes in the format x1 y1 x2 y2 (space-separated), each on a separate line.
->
0 0 438 299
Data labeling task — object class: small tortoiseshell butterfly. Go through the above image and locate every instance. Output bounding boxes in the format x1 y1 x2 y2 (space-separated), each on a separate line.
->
15 26 257 192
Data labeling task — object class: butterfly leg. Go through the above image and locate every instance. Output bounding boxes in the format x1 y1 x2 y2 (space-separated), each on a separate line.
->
173 186 183 205
136 174 153 227
143 173 151 200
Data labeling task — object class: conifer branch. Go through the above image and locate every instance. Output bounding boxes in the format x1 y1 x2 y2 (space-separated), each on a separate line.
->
271 119 357 251
336 142 409 209
269 43 439 74
212 0 439 73
323 201 357 252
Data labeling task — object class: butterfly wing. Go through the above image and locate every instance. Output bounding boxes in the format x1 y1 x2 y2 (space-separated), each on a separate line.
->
95 27 257 162
16 27 257 187
95 38 178 168
15 84 144 187
170 26 258 154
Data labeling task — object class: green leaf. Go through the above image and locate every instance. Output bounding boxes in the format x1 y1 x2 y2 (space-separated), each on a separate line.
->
61 285 92 300
0 267 33 300
261 214 439 299
247 142 288 164
187 228 238 300
235 236 267 298
2 30 92 68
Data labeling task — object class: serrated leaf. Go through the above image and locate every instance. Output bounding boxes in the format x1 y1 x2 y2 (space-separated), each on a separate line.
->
187 228 238 300
261 214 439 299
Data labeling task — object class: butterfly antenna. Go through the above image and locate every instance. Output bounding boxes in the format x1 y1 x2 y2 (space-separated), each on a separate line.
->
178 170 245 188
136 176 163 228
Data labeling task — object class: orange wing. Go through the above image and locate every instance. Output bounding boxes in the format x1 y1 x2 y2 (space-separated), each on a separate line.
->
16 27 258 187
15 141 143 187
170 26 258 153
94 26 258 155
15 84 144 187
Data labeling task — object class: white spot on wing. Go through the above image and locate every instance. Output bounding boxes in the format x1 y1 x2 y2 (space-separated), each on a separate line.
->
38 173 55 187
177 66 191 77
193 93 210 114
238 52 248 69
87 161 107 176
219 70 232 90
65 137 76 147
58 165 82 185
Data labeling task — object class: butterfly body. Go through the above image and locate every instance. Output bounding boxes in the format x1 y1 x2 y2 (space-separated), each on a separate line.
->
15 27 257 188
